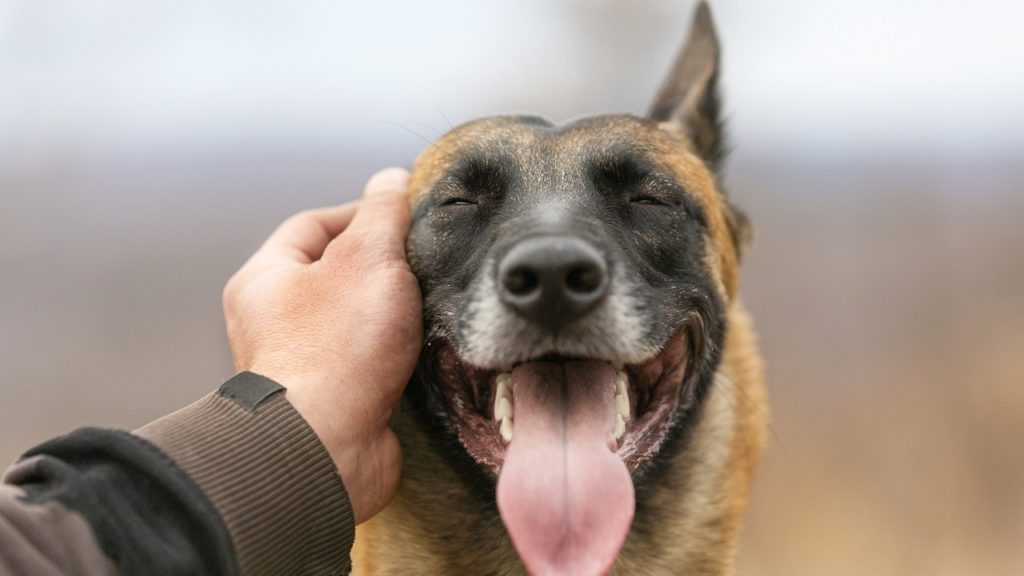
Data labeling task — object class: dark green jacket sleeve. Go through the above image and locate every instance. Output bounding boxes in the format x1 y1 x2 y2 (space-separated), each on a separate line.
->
1 372 356 576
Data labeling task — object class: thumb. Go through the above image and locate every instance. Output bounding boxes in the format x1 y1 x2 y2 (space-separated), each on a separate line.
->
363 166 410 197
339 167 412 261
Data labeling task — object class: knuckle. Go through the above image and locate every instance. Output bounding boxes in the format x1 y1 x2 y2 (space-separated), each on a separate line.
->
285 210 316 230
222 274 242 308
371 188 408 205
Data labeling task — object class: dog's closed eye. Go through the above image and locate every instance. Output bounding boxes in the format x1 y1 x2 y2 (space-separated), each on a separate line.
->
434 156 509 209
590 157 699 217
630 195 675 207
628 174 692 212
439 197 477 207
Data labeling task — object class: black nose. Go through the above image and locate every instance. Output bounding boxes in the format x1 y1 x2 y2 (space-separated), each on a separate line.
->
497 236 608 330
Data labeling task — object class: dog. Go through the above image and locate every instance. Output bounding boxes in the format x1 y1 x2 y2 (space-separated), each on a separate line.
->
352 2 766 574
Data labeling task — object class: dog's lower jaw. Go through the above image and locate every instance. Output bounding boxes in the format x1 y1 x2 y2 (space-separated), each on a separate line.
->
352 302 766 576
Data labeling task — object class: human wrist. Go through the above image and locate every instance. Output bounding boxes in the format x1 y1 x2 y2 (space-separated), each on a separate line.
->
272 370 399 523
135 373 356 573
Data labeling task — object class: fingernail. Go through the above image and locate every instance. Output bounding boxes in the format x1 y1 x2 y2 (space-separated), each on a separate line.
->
365 167 410 196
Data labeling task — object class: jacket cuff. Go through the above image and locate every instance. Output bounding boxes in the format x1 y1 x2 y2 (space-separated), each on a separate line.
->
135 372 354 576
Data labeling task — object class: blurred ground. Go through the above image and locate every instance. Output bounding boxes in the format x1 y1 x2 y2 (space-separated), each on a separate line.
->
732 159 1024 575
2 1 1023 574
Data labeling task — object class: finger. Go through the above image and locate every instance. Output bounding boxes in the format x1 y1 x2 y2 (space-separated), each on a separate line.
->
341 167 412 260
253 201 360 268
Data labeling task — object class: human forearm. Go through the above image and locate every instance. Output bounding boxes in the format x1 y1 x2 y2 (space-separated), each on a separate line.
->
2 372 356 576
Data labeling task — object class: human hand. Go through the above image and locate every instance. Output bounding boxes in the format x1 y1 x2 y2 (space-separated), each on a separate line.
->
221 167 421 524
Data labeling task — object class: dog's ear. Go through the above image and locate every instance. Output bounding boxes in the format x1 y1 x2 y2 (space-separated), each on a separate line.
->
649 1 724 171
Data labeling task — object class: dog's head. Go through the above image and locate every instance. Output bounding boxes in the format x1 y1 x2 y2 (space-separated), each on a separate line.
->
404 3 749 575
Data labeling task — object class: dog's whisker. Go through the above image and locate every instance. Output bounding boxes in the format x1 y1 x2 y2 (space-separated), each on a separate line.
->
433 103 455 131
404 120 446 137
376 120 435 145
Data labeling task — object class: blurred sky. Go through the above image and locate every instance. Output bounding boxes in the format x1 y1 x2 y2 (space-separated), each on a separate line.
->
2 0 1023 171
2 2 1023 574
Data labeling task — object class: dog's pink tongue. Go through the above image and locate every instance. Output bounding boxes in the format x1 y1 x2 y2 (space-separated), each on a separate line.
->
497 361 635 576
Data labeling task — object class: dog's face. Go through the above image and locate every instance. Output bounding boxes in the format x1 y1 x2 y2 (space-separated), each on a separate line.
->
408 113 738 466
404 4 746 575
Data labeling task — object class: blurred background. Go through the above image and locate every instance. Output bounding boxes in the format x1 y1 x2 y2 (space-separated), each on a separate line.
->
1 0 1022 573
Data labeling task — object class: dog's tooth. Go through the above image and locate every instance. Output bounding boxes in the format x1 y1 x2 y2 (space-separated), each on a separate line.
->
616 393 630 420
615 370 628 396
500 417 513 443
496 373 512 401
614 413 626 440
495 396 513 421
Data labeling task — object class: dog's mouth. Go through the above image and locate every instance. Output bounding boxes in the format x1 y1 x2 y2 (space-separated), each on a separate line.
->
426 325 697 576
432 327 693 475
